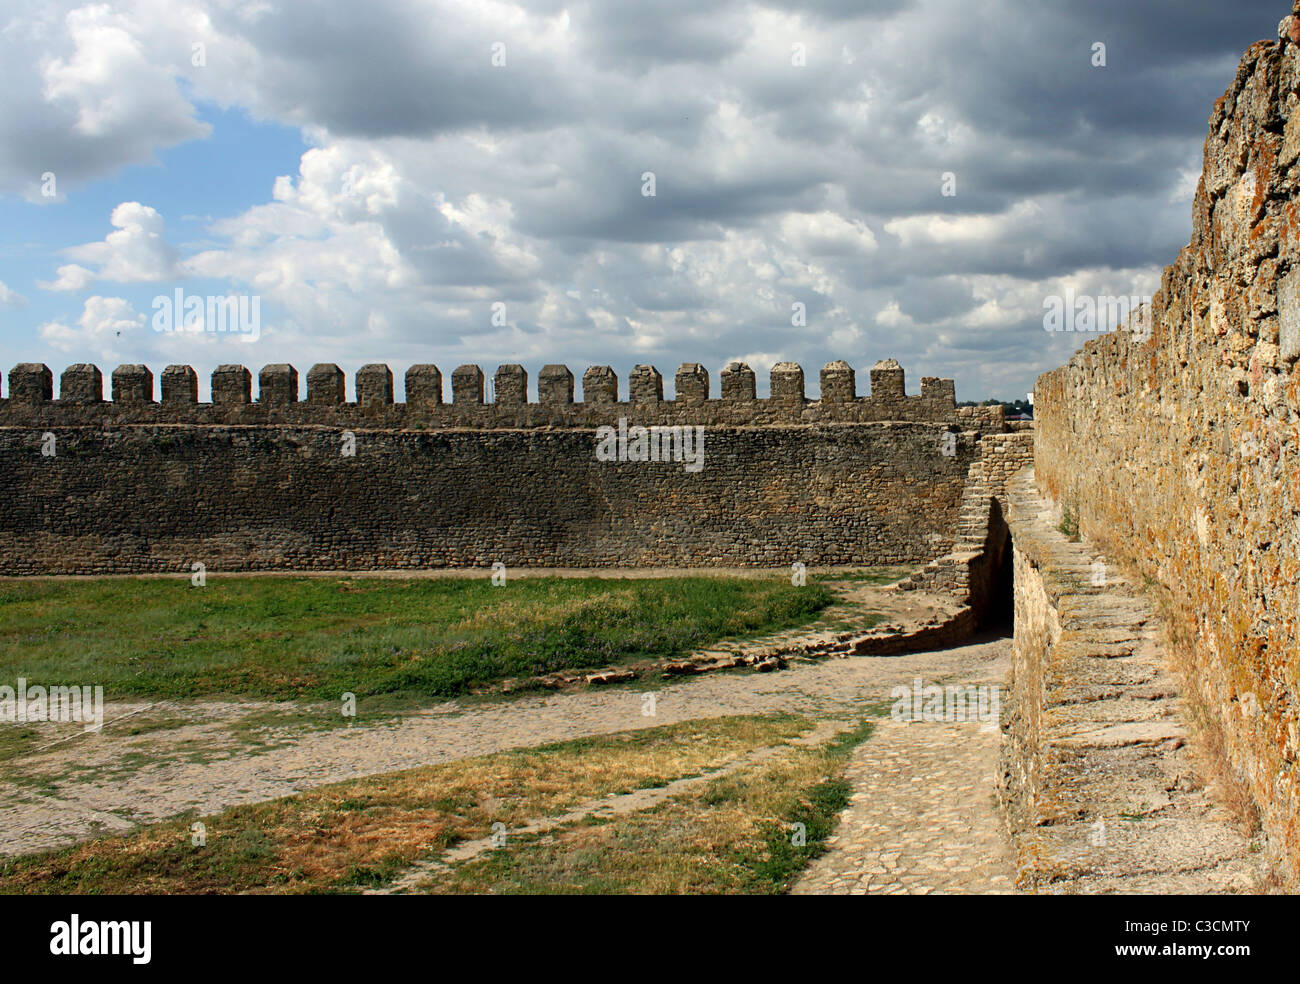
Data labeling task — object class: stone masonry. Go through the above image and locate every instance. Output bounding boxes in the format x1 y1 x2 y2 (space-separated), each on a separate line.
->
900 427 1034 618
0 359 1013 575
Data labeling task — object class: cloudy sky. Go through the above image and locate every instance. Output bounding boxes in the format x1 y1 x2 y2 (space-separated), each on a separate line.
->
0 0 1284 401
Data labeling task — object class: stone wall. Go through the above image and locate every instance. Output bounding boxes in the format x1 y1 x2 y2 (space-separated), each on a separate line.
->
0 358 1003 575
899 429 1034 619
1033 22 1300 879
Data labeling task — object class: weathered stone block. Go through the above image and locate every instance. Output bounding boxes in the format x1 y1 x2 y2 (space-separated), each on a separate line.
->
820 361 855 403
60 364 102 403
675 363 709 403
922 377 957 404
356 364 394 406
258 364 298 405
405 365 442 407
161 365 198 404
539 364 574 405
307 364 346 405
770 362 805 403
211 365 251 405
721 362 756 402
452 365 484 405
583 366 617 404
1279 267 1300 361
871 359 906 400
495 364 528 406
112 364 154 404
8 364 52 403
629 365 663 404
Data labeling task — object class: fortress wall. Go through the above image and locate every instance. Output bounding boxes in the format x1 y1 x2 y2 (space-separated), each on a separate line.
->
1034 32 1300 875
0 359 990 574
0 359 986 429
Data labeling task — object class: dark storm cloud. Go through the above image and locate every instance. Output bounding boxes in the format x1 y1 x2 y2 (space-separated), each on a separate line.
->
896 277 978 322
769 0 915 21
204 1 577 137
572 0 754 69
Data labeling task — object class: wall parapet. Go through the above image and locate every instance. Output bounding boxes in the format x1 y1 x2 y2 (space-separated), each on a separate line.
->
0 359 988 431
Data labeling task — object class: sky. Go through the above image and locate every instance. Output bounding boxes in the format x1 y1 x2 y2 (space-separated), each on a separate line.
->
0 0 1286 402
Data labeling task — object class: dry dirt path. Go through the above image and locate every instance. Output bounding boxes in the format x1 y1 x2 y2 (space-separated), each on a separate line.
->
0 636 1012 860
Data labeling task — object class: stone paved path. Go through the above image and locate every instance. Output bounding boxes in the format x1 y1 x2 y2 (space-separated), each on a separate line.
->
793 667 1016 895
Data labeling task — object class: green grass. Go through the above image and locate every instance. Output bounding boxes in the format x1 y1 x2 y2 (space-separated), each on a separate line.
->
736 716 877 891
1058 505 1080 541
0 575 834 702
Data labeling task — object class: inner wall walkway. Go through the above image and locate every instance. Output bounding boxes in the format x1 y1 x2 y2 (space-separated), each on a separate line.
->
999 470 1269 893
797 468 1276 896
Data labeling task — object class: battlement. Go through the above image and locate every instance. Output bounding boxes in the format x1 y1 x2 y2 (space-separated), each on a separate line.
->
0 358 982 430
0 352 1005 584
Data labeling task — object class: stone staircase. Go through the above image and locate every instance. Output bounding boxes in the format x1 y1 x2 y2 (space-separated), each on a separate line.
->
892 429 1032 643
998 469 1272 892
898 468 997 601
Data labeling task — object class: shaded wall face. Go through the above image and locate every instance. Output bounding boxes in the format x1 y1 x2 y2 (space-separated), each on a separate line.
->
0 423 975 574
1034 38 1300 877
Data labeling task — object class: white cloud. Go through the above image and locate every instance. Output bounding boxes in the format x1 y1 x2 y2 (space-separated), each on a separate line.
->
1170 166 1201 205
885 201 1044 248
0 281 27 308
875 301 913 329
42 6 183 138
38 295 146 353
57 202 179 285
0 2 208 196
779 211 879 256
38 264 96 292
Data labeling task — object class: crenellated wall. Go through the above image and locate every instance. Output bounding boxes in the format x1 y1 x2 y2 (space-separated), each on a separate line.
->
1032 20 1300 881
0 358 973 429
0 358 1005 575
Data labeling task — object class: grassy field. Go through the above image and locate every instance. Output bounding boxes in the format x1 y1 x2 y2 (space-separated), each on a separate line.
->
0 575 835 702
0 712 879 894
